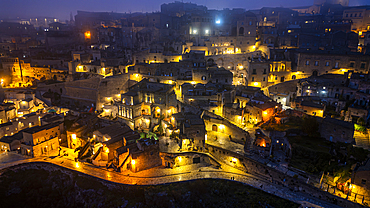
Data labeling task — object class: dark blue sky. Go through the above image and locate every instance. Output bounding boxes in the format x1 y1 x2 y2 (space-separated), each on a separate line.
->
0 0 368 20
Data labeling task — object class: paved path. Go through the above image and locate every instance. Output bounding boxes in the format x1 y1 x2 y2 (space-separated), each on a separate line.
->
354 131 370 150
0 152 345 208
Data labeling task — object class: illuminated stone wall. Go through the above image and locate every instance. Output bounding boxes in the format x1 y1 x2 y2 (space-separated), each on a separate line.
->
203 114 249 141
247 61 270 88
296 52 370 76
131 143 161 172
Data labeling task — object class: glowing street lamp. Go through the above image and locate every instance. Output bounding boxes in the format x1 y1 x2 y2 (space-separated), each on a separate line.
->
84 31 91 39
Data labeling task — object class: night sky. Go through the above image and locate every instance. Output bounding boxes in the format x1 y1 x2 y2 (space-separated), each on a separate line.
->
0 0 369 20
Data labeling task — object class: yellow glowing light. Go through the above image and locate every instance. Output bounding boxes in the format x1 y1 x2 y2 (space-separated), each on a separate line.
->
219 124 225 130
156 108 161 113
178 156 182 162
263 111 268 116
167 80 173 84
105 148 109 153
84 31 91 39
238 66 243 70
190 81 197 85
71 134 76 140
188 98 194 102
232 157 237 162
75 162 80 168
131 160 136 165
253 82 259 86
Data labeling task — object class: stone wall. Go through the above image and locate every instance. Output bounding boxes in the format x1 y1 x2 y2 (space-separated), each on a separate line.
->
160 152 220 168
207 144 364 208
131 144 162 172
203 112 249 141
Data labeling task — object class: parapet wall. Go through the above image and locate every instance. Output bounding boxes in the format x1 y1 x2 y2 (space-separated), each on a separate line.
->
206 144 364 208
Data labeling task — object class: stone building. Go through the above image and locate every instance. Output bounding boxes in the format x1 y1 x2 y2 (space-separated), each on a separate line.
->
203 111 250 142
342 6 370 33
129 137 162 172
291 97 325 117
117 79 178 130
247 59 269 88
253 134 271 157
102 133 161 173
0 103 17 123
295 50 370 76
244 97 279 124
318 117 354 143
172 112 206 152
352 159 370 190
133 49 183 64
0 131 22 151
345 105 369 123
91 123 139 167
0 112 42 138
36 74 129 110
20 121 63 157
268 60 294 85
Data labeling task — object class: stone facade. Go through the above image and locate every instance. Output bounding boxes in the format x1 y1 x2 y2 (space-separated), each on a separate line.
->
352 159 370 190
21 122 63 157
295 51 370 76
247 60 269 88
319 117 354 143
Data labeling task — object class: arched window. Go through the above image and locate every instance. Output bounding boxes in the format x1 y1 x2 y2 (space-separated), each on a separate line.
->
212 124 218 131
292 75 296 80
239 27 244 36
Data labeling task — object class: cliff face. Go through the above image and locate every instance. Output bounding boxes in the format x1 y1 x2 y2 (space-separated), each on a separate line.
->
0 163 298 208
